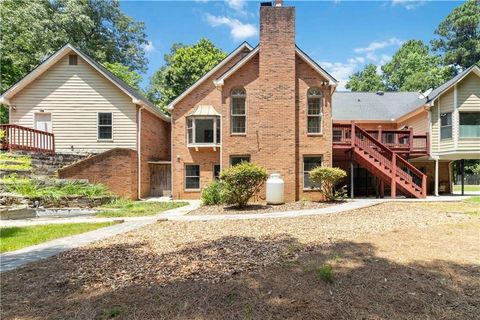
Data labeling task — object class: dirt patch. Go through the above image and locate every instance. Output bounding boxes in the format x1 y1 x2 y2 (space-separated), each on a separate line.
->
1 202 479 319
189 200 337 215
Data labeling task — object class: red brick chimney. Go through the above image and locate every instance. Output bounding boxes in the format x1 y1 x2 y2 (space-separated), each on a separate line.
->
257 2 297 201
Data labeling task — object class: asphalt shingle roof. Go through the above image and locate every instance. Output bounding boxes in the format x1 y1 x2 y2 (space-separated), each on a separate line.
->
332 91 423 121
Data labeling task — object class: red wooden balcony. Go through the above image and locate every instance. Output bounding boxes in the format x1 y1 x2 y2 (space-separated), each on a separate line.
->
333 122 429 157
0 124 55 154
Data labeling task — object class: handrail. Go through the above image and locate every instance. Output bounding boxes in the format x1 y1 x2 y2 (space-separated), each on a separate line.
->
352 122 426 197
0 124 55 153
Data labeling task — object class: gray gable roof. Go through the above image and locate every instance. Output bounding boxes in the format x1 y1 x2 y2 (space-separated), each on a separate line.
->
332 91 423 121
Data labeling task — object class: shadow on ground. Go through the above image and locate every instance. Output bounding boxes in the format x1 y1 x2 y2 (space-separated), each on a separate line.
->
1 235 479 320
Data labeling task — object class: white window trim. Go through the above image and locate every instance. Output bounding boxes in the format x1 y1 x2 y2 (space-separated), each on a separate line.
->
307 88 323 135
303 155 323 190
185 164 201 191
230 88 247 135
97 112 113 141
186 116 221 147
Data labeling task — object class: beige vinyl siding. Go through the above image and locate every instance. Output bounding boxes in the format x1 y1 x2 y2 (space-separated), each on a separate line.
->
397 111 429 134
438 88 454 152
9 54 137 153
457 72 480 151
431 102 439 153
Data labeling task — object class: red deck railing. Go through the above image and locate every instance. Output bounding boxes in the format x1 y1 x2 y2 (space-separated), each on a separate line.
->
333 123 429 156
0 124 55 153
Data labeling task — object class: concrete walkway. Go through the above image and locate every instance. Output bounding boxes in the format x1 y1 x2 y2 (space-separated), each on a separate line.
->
0 201 200 273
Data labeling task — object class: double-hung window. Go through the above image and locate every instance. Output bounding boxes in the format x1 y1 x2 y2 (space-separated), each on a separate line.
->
186 116 220 146
303 156 322 189
213 164 221 180
231 88 246 134
185 164 200 190
307 88 323 134
459 112 480 138
440 112 452 140
98 112 113 140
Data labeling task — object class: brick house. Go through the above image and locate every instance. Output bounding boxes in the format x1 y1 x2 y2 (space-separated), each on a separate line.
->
169 2 337 202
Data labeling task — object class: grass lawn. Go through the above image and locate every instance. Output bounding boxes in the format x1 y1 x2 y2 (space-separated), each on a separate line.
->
95 200 188 218
466 196 480 203
0 222 117 253
453 184 480 192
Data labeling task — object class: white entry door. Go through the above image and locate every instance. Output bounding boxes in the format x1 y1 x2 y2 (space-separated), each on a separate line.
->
34 113 52 132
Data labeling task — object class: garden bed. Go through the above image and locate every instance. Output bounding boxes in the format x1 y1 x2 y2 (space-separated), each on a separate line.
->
189 200 339 215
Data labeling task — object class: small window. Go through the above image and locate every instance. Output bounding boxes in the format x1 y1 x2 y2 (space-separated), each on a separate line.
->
382 132 395 144
230 155 250 166
214 164 221 180
98 112 113 140
459 112 480 138
69 54 78 65
185 164 200 190
303 156 322 189
307 88 323 134
440 112 452 140
231 88 246 134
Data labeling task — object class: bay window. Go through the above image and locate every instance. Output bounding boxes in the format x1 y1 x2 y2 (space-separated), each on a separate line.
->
186 116 221 146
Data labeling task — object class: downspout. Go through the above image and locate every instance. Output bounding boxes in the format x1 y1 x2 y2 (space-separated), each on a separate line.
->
137 106 145 200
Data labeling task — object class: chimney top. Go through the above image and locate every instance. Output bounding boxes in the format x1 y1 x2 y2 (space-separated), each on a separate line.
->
275 0 283 6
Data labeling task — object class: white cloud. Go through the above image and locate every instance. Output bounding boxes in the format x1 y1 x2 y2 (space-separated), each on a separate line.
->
226 0 247 15
391 0 426 10
320 60 358 91
206 14 257 41
144 41 155 53
354 37 403 53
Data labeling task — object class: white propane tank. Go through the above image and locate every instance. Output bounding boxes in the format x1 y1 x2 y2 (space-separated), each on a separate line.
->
266 173 284 204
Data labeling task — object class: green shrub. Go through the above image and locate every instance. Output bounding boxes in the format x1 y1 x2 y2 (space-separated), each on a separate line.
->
309 167 347 201
315 264 333 283
201 180 226 205
220 162 268 208
0 129 5 142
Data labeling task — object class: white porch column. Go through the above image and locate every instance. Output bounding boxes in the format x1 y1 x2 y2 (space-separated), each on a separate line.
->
434 159 439 196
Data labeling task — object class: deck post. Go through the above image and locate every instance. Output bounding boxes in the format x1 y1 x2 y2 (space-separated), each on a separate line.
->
350 160 354 199
434 159 439 196
377 125 382 143
391 153 396 199
409 127 414 153
461 159 465 196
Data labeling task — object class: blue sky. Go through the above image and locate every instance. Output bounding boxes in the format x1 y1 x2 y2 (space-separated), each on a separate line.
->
120 0 462 90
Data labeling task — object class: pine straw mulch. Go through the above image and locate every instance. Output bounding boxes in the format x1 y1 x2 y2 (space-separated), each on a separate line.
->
188 200 337 215
1 202 480 320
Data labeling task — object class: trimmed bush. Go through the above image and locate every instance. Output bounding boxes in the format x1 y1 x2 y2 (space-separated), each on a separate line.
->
309 167 347 201
220 162 269 208
201 180 226 205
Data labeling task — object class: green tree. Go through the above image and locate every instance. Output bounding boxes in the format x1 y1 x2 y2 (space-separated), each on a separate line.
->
1 0 148 92
0 106 8 124
382 40 453 92
431 0 480 69
103 62 142 91
345 64 387 92
146 39 226 111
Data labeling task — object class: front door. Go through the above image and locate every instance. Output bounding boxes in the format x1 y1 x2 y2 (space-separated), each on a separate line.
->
34 113 52 132
150 164 172 197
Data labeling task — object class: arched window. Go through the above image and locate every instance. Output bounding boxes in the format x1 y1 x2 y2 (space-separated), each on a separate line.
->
307 87 323 134
231 88 246 134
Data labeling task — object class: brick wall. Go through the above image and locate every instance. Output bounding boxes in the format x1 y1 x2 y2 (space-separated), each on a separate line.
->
58 148 138 199
140 108 171 198
171 4 334 202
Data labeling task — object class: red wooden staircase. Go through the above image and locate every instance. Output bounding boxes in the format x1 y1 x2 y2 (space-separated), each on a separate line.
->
334 123 427 199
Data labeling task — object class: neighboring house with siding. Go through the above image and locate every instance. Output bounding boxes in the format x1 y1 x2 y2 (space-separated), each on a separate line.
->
0 44 171 199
